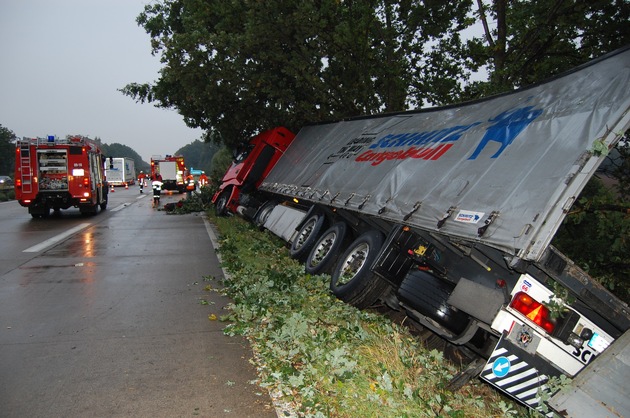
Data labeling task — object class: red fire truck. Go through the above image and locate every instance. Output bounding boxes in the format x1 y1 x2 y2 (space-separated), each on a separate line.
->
14 135 109 218
150 155 187 193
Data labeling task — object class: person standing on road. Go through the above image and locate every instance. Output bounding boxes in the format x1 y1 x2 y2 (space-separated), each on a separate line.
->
152 176 163 208
138 171 147 193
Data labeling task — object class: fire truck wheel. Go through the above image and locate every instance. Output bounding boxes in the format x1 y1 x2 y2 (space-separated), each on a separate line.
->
305 222 350 275
289 212 326 261
214 190 230 217
330 230 389 309
253 201 277 229
80 204 98 216
29 207 50 218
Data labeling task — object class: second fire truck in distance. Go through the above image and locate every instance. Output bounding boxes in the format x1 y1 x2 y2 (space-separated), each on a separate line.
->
150 155 187 193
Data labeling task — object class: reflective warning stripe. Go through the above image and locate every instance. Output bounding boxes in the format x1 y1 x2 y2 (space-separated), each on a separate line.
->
481 348 550 411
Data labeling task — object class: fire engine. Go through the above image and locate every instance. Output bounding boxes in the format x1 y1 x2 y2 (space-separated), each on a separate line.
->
150 155 187 193
14 135 109 217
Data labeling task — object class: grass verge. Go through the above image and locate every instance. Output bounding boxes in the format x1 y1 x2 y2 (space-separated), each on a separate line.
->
208 212 529 418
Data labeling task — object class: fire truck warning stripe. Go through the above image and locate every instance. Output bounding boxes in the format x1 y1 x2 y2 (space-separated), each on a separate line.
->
23 223 91 253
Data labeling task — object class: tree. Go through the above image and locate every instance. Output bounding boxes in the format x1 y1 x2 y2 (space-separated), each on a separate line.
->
174 139 220 174
463 0 630 98
100 142 150 173
552 176 630 302
208 147 233 188
121 0 472 148
0 125 17 176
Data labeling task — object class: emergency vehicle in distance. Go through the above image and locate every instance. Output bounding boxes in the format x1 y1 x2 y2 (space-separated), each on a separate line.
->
14 135 109 217
150 155 187 193
105 157 136 187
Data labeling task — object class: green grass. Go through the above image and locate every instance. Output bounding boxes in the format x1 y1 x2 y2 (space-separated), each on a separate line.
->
208 213 530 418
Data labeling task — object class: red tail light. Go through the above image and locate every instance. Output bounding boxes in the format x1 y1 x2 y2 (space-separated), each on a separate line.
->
83 177 89 186
510 292 555 333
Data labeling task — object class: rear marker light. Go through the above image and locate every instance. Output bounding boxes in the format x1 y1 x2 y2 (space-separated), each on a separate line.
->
509 291 555 334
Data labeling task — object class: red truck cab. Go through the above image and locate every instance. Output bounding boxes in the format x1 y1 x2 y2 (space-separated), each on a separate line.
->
212 126 295 216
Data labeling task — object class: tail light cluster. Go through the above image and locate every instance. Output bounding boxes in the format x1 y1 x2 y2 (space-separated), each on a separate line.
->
509 290 591 350
510 292 556 333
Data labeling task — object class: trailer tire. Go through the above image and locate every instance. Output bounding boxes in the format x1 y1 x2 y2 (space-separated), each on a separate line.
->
305 222 349 275
289 212 326 261
214 189 230 217
253 201 277 229
330 230 388 309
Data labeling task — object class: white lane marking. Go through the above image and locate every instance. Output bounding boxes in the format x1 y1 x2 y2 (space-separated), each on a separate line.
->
23 223 91 253
136 195 147 200
111 203 130 212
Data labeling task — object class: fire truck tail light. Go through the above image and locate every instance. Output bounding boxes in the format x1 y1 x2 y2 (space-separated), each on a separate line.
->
510 291 556 334
16 179 22 187
83 177 89 186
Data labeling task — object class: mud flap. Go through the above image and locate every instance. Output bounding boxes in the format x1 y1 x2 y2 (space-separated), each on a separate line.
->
480 331 561 415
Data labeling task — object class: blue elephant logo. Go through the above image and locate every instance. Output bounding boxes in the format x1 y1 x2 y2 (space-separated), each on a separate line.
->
468 106 543 160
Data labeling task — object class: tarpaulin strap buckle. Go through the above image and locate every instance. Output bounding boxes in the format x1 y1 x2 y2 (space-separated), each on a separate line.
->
358 195 371 210
437 206 456 229
478 211 499 237
403 201 422 221
378 197 393 214
344 193 355 206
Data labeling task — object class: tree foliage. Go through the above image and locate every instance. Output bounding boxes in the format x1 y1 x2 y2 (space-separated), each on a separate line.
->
552 176 630 302
122 0 629 148
174 139 220 174
0 125 17 176
463 0 630 98
121 0 473 148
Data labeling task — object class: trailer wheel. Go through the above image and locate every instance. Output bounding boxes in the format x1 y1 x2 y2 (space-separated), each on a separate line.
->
289 212 326 261
253 201 277 229
305 222 349 275
214 189 230 217
330 230 388 309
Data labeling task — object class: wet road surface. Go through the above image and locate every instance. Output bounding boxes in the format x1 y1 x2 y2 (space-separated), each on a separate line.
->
0 189 277 417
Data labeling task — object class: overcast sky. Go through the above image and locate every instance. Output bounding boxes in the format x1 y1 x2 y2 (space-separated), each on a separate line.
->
0 0 203 163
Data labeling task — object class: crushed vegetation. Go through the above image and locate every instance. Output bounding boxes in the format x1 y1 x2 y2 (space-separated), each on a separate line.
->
206 213 530 418
162 188 214 214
